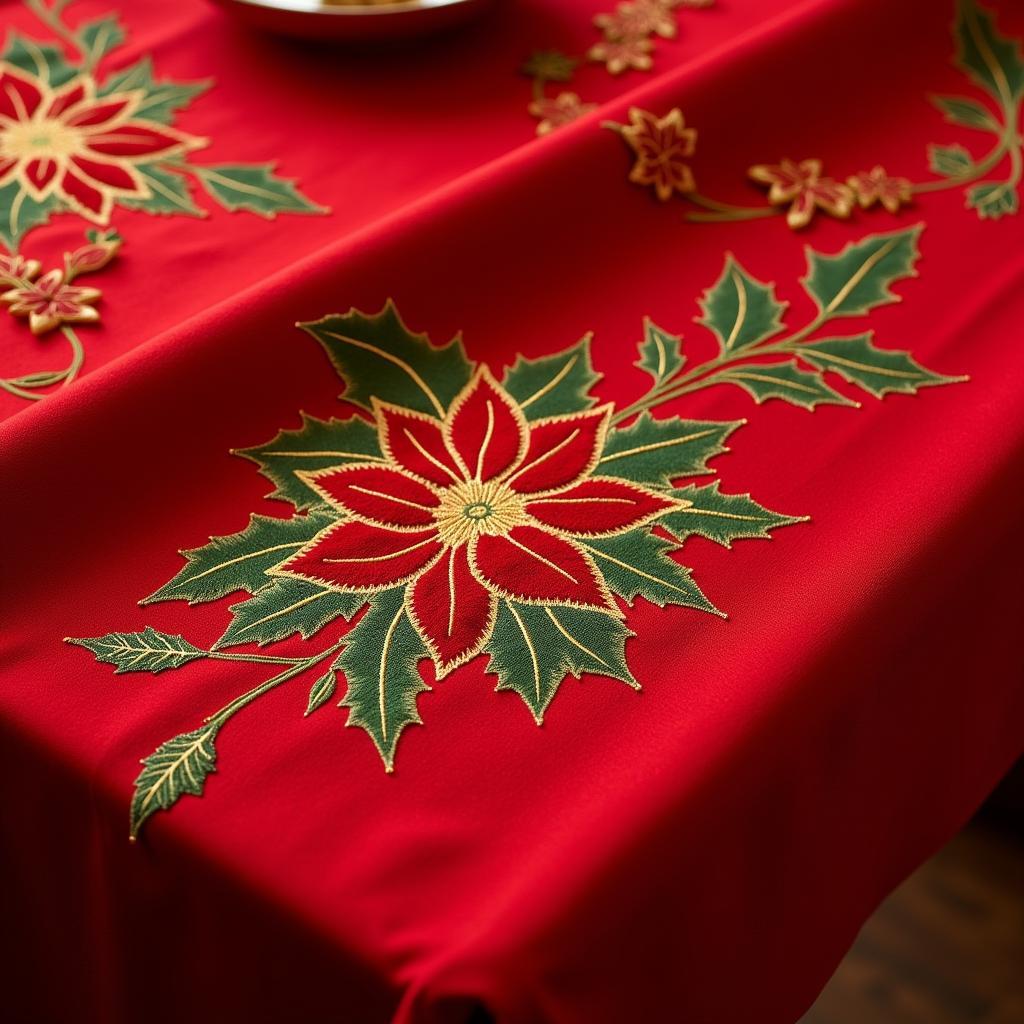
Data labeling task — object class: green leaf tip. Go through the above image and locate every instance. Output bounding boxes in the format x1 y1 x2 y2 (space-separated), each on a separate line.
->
697 253 788 355
802 224 923 320
129 724 219 839
302 301 472 419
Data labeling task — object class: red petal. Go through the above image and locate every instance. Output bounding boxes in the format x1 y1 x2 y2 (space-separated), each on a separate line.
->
84 122 188 157
71 155 140 193
303 464 440 529
66 97 133 128
375 400 462 486
444 367 527 482
35 269 64 297
274 521 442 592
471 525 617 614
786 190 816 229
46 81 87 119
525 477 677 536
408 544 496 675
59 167 107 221
508 406 611 495
0 68 44 121
24 158 58 193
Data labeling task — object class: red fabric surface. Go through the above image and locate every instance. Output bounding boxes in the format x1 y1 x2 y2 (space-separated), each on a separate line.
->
2 0 1024 1022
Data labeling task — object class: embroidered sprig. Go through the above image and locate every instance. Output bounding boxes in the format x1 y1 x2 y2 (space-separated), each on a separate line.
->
604 0 1024 228
0 0 327 406
68 225 965 838
0 230 118 401
521 1 715 137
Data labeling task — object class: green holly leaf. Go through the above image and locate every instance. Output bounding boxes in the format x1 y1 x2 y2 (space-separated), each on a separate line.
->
100 56 211 124
635 319 685 386
502 335 599 420
119 164 206 218
65 627 205 674
486 602 636 724
0 180 62 250
304 668 337 717
661 481 806 548
802 226 922 319
598 412 741 485
521 51 577 82
583 531 721 615
953 0 1024 104
967 181 1019 219
143 512 332 606
80 15 125 67
336 589 428 771
928 143 975 178
130 725 218 839
215 579 362 649
302 301 473 418
235 413 382 510
929 95 1001 133
192 164 326 218
710 360 855 410
1 31 77 86
697 254 787 354
800 333 967 398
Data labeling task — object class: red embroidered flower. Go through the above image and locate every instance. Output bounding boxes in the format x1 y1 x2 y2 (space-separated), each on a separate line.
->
1 268 101 334
588 36 654 75
621 106 697 201
595 0 678 41
274 368 682 677
847 165 913 214
0 252 41 285
528 92 598 136
0 63 205 225
748 158 855 229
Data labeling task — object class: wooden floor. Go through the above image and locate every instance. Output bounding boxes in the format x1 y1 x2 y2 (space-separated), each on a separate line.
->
800 816 1024 1024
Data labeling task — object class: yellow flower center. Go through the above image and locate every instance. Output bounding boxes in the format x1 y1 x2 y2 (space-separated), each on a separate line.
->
433 479 526 547
1 118 82 162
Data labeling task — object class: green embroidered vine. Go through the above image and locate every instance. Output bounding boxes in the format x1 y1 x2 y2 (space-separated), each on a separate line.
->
605 0 1024 227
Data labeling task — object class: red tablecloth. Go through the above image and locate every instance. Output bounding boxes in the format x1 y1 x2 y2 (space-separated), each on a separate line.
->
2 0 1023 1022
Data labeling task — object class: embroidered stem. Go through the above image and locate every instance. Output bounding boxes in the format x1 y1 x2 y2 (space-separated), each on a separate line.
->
684 193 779 222
612 311 832 424
204 640 345 726
25 0 89 69
0 326 85 400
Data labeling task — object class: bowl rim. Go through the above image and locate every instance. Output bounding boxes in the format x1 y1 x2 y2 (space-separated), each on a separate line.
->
222 0 480 18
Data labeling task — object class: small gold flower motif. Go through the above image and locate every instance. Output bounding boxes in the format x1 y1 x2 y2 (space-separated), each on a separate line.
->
748 158 855 229
528 92 598 136
620 107 698 200
847 166 913 214
588 36 654 75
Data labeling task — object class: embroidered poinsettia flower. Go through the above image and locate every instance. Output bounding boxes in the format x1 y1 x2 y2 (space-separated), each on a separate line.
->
595 0 678 41
0 63 206 225
1 268 101 334
529 92 599 136
273 367 684 677
588 36 654 75
0 252 41 285
620 106 697 201
748 158 855 229
847 166 913 214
